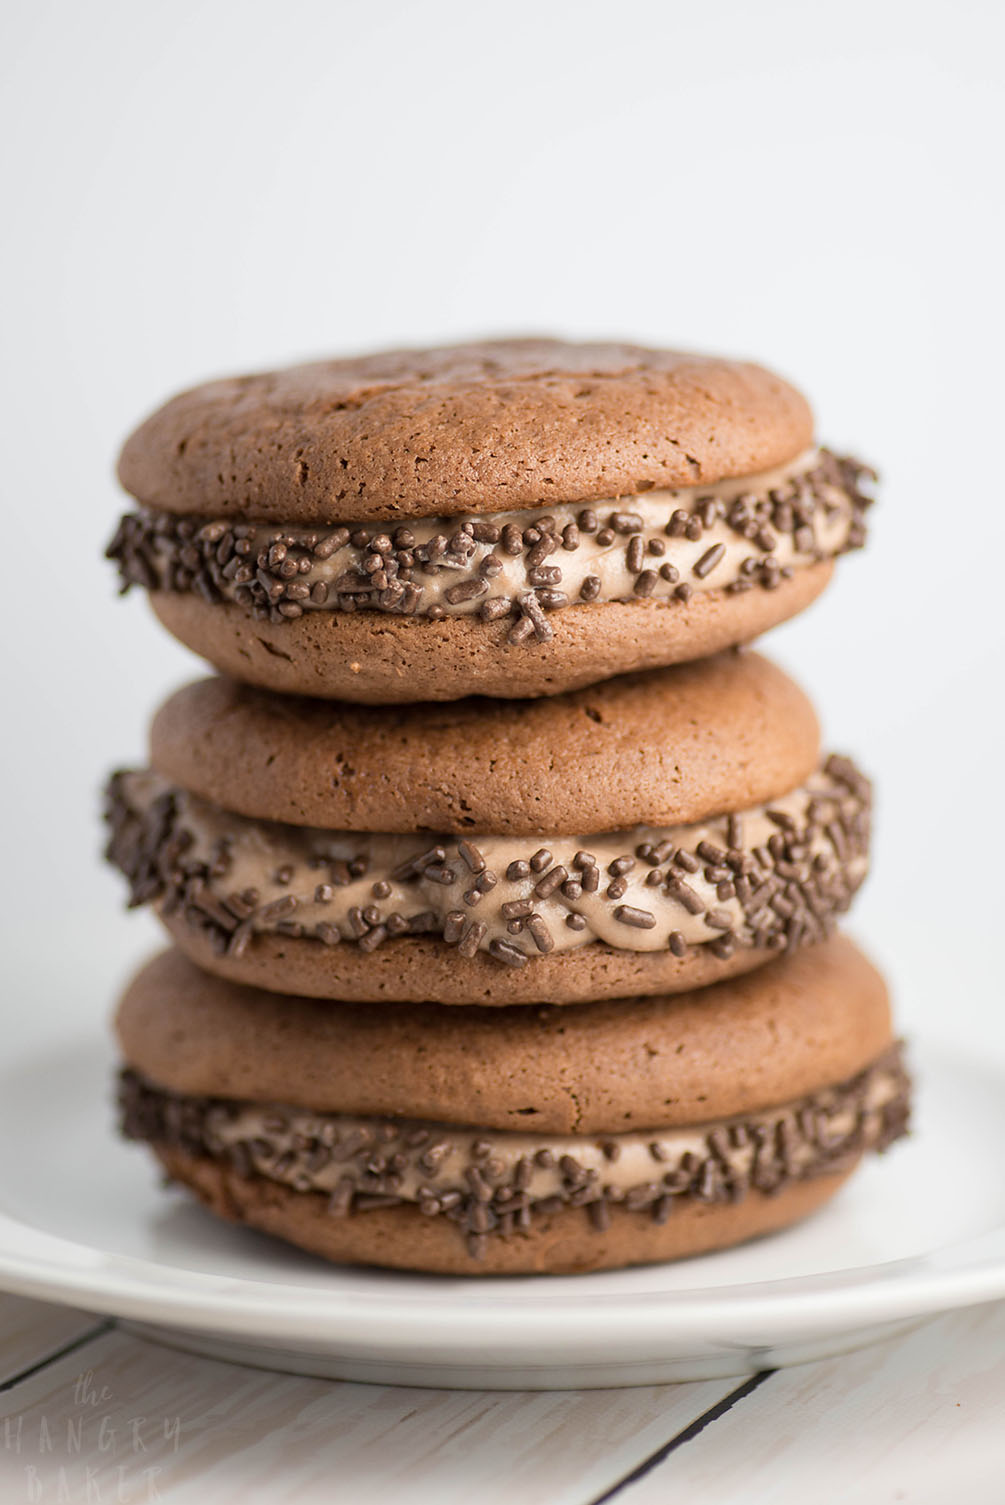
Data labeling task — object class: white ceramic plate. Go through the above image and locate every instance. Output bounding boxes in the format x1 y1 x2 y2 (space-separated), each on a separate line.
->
0 1036 1002 1389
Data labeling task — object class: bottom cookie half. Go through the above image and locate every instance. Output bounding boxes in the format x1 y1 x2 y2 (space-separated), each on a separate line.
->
122 1040 909 1276
151 1144 858 1275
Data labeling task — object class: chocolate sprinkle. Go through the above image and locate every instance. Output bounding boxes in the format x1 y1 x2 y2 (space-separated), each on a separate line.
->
693 542 726 579
614 905 657 929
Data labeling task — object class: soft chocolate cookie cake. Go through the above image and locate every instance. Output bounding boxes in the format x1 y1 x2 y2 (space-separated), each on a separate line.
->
104 653 871 1005
116 940 907 1274
108 339 874 703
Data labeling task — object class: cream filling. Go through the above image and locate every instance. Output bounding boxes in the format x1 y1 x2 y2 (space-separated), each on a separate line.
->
117 765 868 959
199 1062 904 1204
147 449 860 616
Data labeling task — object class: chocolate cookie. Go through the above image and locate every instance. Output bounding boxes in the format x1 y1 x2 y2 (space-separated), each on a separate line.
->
104 652 872 1005
108 339 875 702
116 939 910 1274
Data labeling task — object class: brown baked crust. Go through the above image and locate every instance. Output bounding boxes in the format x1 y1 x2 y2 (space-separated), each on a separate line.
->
148 649 820 833
148 563 832 706
117 339 814 524
150 1142 855 1274
115 938 892 1131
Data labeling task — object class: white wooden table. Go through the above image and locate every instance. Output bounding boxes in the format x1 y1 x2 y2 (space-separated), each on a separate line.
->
2 1294 1002 1503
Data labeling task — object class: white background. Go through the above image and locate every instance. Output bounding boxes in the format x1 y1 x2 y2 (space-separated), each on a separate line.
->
2 0 1003 1057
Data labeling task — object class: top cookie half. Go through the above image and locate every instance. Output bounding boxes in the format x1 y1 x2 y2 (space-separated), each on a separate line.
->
110 338 875 702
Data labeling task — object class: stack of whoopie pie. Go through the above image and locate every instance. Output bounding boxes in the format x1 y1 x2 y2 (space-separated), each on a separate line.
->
105 339 909 1275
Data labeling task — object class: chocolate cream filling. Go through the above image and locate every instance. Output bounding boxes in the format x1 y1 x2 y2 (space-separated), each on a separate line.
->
104 758 870 969
120 1045 910 1257
107 449 874 645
